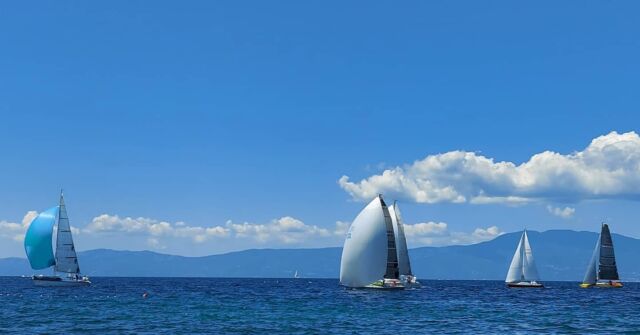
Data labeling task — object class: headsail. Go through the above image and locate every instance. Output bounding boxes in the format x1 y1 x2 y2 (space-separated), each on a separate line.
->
522 231 539 281
598 223 619 281
24 206 58 270
340 195 398 287
54 194 80 274
583 236 600 285
389 202 412 276
505 232 525 283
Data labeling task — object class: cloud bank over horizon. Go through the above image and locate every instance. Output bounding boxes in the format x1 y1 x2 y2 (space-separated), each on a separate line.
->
0 211 500 254
339 131 640 206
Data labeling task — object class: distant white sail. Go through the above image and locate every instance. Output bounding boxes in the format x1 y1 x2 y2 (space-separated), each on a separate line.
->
54 194 80 274
389 202 412 276
506 230 540 283
340 196 398 288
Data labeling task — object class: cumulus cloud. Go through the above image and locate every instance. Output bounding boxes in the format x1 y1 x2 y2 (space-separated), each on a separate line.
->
547 205 576 219
84 214 230 243
225 216 331 244
402 222 502 247
83 214 337 246
403 221 448 237
339 131 640 204
0 211 38 242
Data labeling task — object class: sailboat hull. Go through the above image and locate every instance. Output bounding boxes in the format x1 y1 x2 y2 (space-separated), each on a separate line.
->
359 279 405 290
581 281 623 288
507 281 544 288
32 275 91 287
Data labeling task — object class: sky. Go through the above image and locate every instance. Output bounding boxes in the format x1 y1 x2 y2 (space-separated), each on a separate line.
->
1 1 640 257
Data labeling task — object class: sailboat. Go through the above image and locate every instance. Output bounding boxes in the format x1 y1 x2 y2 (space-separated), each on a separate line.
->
580 223 623 288
505 230 543 288
24 192 90 287
294 270 300 279
388 201 420 287
340 195 403 290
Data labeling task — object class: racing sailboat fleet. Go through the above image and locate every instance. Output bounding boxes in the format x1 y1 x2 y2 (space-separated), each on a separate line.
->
338 195 625 290
20 192 626 290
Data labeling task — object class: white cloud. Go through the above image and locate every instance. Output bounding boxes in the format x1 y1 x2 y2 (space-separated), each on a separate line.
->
334 221 351 236
403 222 448 237
84 214 230 243
225 216 331 244
84 214 334 245
402 222 502 247
339 131 640 204
0 211 38 242
547 205 576 219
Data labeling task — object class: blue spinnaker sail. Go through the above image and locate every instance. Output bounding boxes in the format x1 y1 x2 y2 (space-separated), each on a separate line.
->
24 206 58 270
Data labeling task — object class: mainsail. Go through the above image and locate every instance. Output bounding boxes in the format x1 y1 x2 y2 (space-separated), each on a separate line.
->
389 202 413 276
505 230 539 283
340 195 399 287
598 224 619 281
54 194 80 274
584 223 619 284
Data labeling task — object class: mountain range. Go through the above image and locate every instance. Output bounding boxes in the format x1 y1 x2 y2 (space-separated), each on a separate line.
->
1 230 638 281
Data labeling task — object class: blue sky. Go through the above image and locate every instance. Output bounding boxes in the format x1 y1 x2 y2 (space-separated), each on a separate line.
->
1 2 640 256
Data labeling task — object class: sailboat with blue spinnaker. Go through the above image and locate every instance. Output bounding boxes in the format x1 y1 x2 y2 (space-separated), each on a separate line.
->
24 192 90 287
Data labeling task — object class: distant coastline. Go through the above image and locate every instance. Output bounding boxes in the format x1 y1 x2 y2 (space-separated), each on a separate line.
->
2 230 639 281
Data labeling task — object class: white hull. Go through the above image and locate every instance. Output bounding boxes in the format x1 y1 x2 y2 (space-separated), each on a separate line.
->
32 276 91 287
401 275 421 288
507 281 543 288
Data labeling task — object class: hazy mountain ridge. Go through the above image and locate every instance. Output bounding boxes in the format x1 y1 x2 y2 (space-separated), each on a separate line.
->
2 230 638 281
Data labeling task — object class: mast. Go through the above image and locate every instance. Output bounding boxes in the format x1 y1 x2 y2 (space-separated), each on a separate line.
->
54 192 80 274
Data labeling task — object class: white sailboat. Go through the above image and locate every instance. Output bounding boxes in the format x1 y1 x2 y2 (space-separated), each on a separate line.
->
24 192 90 287
294 270 300 279
388 201 420 287
340 195 403 290
505 230 543 288
580 223 623 288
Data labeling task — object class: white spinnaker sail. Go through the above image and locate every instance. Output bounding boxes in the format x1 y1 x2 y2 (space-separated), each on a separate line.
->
505 232 525 283
522 231 540 281
54 194 80 274
389 203 412 276
583 234 600 285
340 197 389 287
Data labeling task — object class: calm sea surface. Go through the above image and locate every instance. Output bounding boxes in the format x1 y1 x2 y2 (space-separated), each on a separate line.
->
0 277 639 334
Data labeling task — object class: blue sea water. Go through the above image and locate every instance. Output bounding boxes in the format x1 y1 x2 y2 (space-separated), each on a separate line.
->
0 277 639 334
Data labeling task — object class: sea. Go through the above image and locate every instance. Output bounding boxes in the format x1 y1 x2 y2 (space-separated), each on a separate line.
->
0 277 639 334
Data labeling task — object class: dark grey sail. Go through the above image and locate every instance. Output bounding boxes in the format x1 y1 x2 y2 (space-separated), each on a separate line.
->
598 223 619 281
380 197 399 279
54 193 80 274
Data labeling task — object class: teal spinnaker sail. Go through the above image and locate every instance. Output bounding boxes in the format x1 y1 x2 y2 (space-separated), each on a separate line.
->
24 206 58 270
